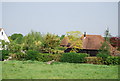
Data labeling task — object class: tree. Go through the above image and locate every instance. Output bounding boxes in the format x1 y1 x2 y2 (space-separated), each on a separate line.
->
9 33 23 44
22 31 42 51
66 31 83 41
110 37 120 51
66 31 83 50
60 35 65 40
10 33 23 40
41 33 60 53
98 28 111 55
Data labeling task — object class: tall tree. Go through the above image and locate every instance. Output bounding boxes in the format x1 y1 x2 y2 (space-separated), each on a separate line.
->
66 31 83 51
9 33 23 44
41 33 60 53
66 31 83 41
22 31 42 51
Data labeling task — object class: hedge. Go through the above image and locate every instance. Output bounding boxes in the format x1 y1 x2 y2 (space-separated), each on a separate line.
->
60 52 89 63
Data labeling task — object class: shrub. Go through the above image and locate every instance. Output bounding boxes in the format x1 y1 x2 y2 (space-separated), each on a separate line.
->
105 56 120 65
96 53 110 64
38 53 61 62
0 50 9 61
85 57 103 64
13 52 26 60
97 53 110 60
25 50 39 61
60 52 89 63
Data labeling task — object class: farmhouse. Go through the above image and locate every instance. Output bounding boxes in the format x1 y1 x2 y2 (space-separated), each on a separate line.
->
0 28 10 50
61 34 104 56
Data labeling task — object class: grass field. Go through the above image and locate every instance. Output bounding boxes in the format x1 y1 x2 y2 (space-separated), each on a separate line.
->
2 60 118 79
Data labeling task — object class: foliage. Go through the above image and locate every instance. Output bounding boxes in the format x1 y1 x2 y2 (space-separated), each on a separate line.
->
96 53 109 64
38 53 62 62
0 50 9 60
25 50 40 61
9 33 23 44
60 52 89 63
110 37 120 51
97 53 110 60
66 31 83 49
85 57 103 64
60 35 65 40
10 52 26 60
22 31 42 51
72 40 83 49
1 40 9 50
98 41 110 55
105 56 120 65
41 33 60 53
66 31 83 39
56 47 67 51
10 33 23 41
8 42 22 53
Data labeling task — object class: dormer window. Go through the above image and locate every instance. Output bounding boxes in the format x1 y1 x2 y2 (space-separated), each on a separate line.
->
2 32 3 35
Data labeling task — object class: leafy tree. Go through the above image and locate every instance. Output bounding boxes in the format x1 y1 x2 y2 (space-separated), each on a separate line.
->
10 33 23 40
98 28 111 55
9 33 23 44
66 31 83 50
41 33 60 53
22 31 42 51
1 40 9 50
60 35 65 40
66 31 83 41
99 41 110 55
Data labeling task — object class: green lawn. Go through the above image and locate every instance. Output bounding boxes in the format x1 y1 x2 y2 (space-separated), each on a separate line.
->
2 60 118 79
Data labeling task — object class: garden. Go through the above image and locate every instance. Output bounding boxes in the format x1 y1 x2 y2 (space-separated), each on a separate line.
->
0 30 120 79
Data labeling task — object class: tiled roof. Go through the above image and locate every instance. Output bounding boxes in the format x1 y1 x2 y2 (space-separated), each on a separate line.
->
61 35 104 50
60 36 70 46
82 35 104 50
0 28 3 31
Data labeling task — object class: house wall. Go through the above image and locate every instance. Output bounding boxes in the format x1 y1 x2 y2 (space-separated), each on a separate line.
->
0 29 10 50
0 29 10 42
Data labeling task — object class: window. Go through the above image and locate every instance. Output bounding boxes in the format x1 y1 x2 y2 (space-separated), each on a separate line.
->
2 32 3 35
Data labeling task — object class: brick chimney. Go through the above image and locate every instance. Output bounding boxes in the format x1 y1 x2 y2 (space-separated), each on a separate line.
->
84 32 86 39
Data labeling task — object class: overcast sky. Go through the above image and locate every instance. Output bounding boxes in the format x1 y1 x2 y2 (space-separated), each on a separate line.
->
0 2 118 36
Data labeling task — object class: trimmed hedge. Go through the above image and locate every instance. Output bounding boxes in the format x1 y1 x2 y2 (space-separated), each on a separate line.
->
38 53 61 62
60 52 89 63
25 50 40 61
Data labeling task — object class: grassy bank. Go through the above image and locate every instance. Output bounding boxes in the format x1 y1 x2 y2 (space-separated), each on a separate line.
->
2 60 118 79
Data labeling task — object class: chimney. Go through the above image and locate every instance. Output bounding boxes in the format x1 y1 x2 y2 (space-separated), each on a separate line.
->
84 32 86 39
84 32 86 37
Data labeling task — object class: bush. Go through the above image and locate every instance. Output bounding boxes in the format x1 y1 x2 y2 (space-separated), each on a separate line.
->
38 53 61 62
25 50 39 61
97 53 110 60
85 57 103 64
97 53 110 64
105 56 120 65
0 50 9 61
60 52 89 63
11 52 26 60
